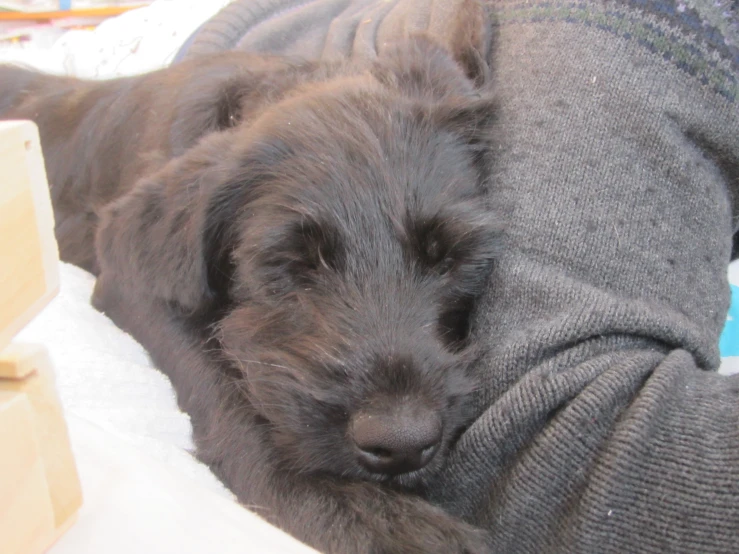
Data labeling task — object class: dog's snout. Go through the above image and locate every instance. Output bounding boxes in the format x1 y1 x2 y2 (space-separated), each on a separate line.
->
351 408 442 475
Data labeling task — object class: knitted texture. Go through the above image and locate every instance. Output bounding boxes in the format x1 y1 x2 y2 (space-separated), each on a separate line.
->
179 0 489 62
178 0 739 551
430 1 739 552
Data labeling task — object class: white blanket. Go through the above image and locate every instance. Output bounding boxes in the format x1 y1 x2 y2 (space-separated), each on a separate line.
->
18 263 226 494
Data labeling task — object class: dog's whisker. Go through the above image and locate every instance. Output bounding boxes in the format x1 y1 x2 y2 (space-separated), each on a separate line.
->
233 358 302 372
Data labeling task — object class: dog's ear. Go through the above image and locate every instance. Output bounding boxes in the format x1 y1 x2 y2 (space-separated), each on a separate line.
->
167 55 318 156
373 0 494 100
373 35 475 102
428 95 499 183
95 130 256 314
168 74 250 156
444 0 496 87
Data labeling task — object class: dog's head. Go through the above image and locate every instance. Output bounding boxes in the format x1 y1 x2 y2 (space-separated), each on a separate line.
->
98 39 502 488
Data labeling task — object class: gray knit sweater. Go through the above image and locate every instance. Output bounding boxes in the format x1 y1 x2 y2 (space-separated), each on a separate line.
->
180 1 739 551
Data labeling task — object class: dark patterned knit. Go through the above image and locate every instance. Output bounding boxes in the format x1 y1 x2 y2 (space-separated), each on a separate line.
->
179 1 739 552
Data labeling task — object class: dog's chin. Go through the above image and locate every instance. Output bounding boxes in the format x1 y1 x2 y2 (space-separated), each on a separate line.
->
285 449 445 490
358 451 451 490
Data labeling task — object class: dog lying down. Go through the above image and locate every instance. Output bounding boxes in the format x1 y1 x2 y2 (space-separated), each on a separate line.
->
0 28 502 554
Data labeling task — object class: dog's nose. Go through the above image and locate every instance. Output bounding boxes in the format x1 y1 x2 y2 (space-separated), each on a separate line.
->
351 409 442 475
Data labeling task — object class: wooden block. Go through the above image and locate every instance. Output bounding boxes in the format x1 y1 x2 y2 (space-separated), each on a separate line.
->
0 121 80 552
0 391 56 554
0 343 83 533
0 120 59 352
0 342 39 379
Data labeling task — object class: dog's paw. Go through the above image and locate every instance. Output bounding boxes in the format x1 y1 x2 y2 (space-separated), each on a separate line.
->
322 484 491 554
371 497 490 554
91 272 116 314
249 473 491 554
91 272 142 336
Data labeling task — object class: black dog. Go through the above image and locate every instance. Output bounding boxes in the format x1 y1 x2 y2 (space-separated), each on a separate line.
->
0 18 501 554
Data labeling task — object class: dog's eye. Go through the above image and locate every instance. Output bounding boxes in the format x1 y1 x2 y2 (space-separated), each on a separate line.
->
437 299 474 351
295 221 343 274
302 228 328 271
436 255 455 276
425 236 444 262
305 241 330 271
418 227 455 275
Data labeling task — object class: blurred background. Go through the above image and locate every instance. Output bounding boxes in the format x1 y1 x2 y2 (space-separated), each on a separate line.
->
0 0 230 77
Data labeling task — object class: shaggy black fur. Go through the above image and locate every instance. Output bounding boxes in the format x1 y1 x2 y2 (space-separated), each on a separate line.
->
0 8 501 552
